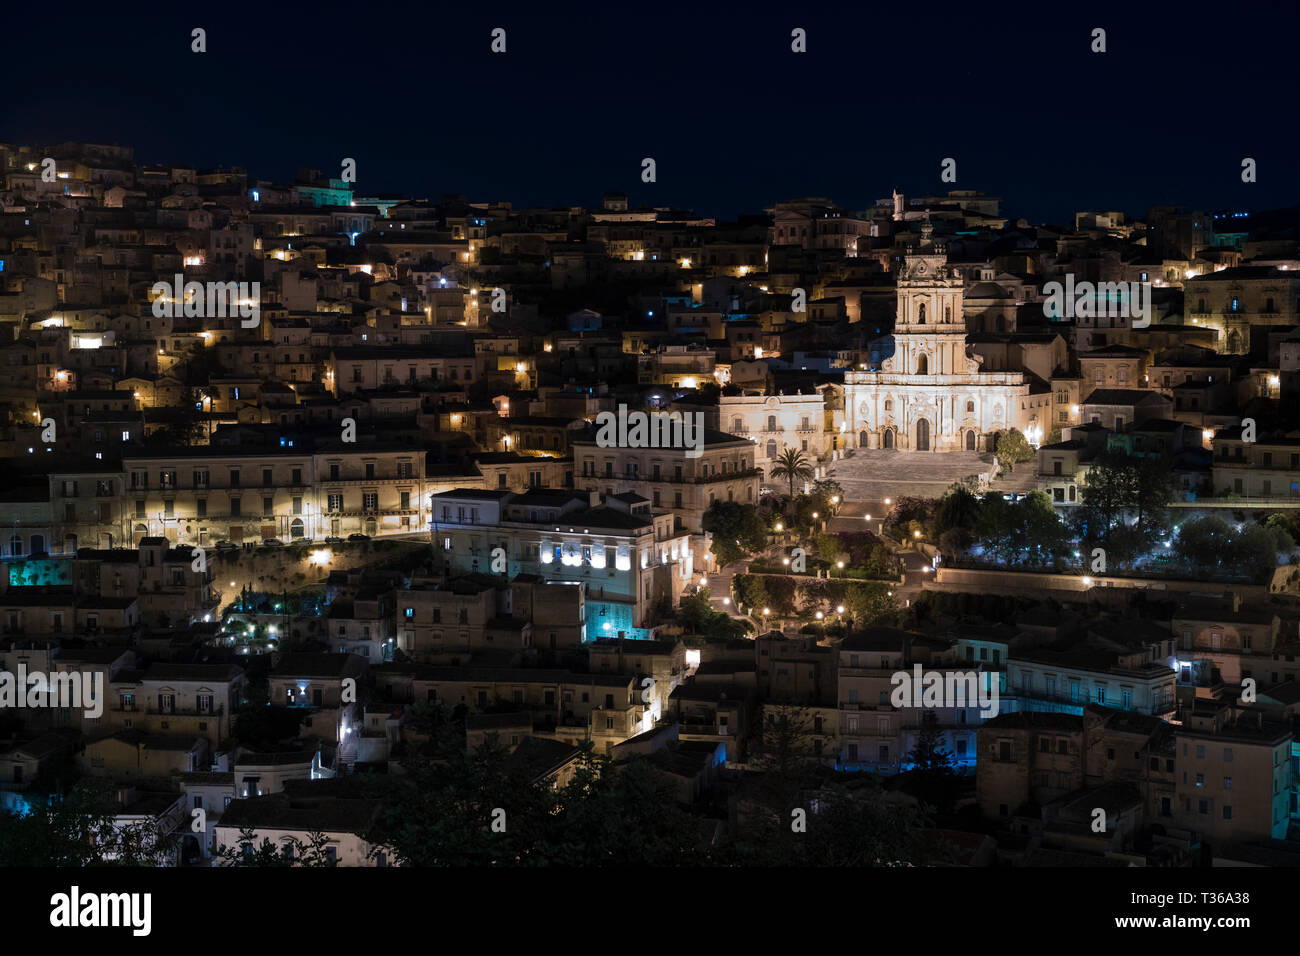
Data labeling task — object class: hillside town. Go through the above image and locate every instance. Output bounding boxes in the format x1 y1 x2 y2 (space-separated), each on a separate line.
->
2 140 1300 868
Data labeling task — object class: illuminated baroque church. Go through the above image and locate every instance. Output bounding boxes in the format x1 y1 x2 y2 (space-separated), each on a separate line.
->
843 223 1029 452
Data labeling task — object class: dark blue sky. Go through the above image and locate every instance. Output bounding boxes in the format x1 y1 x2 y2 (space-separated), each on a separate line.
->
6 0 1296 224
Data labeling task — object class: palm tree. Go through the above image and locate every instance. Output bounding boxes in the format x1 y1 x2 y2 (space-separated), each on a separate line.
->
771 447 814 499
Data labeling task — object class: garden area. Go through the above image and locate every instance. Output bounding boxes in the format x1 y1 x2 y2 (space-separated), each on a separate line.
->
901 447 1300 586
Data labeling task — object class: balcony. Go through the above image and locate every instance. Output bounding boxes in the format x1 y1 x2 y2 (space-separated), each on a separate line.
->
114 704 225 718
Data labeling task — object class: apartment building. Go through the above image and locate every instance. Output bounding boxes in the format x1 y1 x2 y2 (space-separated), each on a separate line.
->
392 574 519 658
715 390 829 476
1172 593 1295 686
79 441 429 547
431 488 691 638
1173 701 1292 844
1007 629 1178 719
1211 427 1300 499
1184 266 1300 355
328 346 478 394
376 665 649 754
571 426 758 569
268 653 367 754
106 661 244 750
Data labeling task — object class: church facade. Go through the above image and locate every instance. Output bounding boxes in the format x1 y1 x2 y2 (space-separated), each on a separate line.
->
843 236 1030 452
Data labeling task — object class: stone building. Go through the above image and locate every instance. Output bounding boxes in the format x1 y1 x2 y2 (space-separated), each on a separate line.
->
842 226 1029 452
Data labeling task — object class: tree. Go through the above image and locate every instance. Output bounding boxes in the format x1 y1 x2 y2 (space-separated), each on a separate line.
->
714 711 937 866
1079 448 1174 561
932 485 981 538
995 429 1034 471
1264 513 1297 551
1174 515 1231 570
677 588 749 640
902 710 960 815
1233 524 1282 583
839 581 899 628
810 478 844 515
703 500 768 565
0 781 180 866
215 828 340 867
771 447 814 499
1014 491 1070 567
885 497 936 542
734 574 771 615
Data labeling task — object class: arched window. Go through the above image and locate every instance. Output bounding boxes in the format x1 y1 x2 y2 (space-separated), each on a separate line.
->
884 399 893 411
966 400 975 413
916 354 928 375
917 303 926 324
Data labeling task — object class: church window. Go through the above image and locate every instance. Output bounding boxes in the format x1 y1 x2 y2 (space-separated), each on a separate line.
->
966 401 974 413
916 354 928 375
918 303 926 324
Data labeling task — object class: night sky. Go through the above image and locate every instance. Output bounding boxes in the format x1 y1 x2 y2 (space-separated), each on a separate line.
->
6 0 1297 224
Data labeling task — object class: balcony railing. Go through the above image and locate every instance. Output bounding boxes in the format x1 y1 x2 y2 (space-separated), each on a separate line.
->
113 704 225 717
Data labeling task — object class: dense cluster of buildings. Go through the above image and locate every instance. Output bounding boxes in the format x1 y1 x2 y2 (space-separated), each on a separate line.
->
3 140 1300 866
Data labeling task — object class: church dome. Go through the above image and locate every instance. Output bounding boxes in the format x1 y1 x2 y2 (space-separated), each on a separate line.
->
966 281 1012 299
